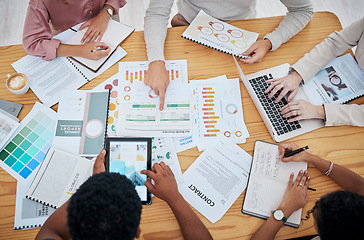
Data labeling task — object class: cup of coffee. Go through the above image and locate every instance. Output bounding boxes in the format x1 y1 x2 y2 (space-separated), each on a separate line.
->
6 73 29 95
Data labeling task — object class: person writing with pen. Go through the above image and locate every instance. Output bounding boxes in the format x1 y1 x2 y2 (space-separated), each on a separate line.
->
22 0 127 62
251 141 364 240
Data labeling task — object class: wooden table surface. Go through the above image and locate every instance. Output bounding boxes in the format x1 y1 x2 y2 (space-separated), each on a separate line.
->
1 12 364 240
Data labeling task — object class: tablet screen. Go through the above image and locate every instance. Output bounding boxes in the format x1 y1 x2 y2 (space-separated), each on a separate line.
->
107 138 151 203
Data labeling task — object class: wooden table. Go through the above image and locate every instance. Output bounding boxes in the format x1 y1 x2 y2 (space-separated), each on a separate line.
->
1 12 363 240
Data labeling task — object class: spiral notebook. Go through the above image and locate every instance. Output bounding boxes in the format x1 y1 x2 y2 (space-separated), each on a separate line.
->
25 148 93 209
181 10 259 58
12 24 127 107
66 19 134 73
301 53 364 105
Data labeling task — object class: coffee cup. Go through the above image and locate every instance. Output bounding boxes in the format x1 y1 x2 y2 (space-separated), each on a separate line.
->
6 73 29 95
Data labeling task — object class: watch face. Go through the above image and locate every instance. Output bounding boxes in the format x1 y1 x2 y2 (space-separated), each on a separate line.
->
274 210 284 220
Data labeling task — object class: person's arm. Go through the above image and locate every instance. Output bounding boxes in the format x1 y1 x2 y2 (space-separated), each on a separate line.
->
251 171 309 240
143 0 175 110
241 0 313 63
324 103 364 127
141 162 213 240
279 142 364 196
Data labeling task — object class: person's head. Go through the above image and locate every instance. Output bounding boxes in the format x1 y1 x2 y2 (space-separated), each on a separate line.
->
306 190 364 240
67 172 142 240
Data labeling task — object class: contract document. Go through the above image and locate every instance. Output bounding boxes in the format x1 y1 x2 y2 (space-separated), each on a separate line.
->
179 139 252 223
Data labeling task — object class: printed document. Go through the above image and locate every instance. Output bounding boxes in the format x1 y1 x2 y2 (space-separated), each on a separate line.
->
179 139 252 223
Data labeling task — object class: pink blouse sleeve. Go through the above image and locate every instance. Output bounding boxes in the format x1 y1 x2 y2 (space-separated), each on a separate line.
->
105 0 127 15
22 4 61 61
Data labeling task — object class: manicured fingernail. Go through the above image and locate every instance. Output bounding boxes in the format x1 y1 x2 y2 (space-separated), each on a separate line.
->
308 176 310 180
299 170 303 173
291 172 294 176
304 170 308 174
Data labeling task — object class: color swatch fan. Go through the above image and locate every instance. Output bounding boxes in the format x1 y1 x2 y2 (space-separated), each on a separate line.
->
0 102 56 184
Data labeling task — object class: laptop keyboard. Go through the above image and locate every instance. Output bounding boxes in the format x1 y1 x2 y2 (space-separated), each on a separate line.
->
249 74 301 136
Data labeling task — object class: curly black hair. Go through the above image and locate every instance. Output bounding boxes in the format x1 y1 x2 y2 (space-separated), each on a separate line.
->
314 190 364 240
67 172 142 240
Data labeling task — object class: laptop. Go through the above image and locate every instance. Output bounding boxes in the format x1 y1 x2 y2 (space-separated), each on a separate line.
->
234 57 324 142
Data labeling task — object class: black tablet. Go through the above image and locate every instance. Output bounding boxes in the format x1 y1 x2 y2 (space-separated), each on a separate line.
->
105 137 152 205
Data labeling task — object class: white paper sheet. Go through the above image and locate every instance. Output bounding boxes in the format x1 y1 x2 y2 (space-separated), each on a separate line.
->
173 136 195 153
152 137 184 184
14 181 56 229
179 139 252 223
190 76 249 151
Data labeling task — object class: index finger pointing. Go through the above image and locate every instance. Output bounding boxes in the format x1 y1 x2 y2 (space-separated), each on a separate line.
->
159 89 165 111
140 169 157 180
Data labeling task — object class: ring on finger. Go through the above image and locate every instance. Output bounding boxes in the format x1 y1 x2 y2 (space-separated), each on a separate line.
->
298 183 304 189
280 83 284 89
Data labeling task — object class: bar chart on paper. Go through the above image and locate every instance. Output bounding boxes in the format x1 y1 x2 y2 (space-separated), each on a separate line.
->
0 102 56 184
119 60 188 84
190 76 249 151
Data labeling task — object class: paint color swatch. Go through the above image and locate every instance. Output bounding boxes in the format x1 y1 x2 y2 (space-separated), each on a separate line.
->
0 102 56 184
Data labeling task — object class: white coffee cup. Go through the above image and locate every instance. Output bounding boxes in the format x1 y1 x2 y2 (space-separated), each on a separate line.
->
6 73 29 95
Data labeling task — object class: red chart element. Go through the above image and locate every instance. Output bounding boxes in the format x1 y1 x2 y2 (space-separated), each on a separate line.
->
224 131 231 138
110 91 118 98
105 84 113 90
112 79 118 86
124 86 131 92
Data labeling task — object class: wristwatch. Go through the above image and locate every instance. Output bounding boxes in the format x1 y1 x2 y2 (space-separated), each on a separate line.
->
102 7 113 17
272 210 287 222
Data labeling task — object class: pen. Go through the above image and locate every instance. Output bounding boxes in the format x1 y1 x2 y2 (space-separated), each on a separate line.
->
284 145 309 158
308 187 316 191
91 47 108 53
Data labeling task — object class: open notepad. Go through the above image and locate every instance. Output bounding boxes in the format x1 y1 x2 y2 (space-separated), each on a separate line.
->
67 19 134 72
242 140 307 228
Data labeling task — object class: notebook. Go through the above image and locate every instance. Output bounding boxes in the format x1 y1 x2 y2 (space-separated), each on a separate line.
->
26 148 93 208
242 140 307 228
66 19 134 72
234 57 324 142
52 90 110 157
181 10 259 58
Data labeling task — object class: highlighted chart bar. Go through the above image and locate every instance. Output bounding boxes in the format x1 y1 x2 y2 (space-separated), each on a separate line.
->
207 129 220 132
167 104 190 108
203 112 215 115
205 99 214 102
132 104 156 108
202 95 214 98
205 125 215 128
202 108 213 111
203 116 219 119
204 134 217 137
203 104 214 106
204 120 217 124
203 88 212 90
202 91 215 94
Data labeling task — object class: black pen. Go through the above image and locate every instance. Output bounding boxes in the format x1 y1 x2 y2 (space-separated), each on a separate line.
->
91 47 108 53
308 187 316 191
284 145 309 158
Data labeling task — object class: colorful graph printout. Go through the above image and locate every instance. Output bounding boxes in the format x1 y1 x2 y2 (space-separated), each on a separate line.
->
93 74 119 136
0 102 56 184
181 10 259 58
119 60 188 84
190 76 249 151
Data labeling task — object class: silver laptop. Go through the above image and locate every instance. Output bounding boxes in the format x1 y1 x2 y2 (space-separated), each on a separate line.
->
234 58 324 142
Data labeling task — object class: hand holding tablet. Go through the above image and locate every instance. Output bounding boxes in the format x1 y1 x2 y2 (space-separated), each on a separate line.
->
105 137 152 205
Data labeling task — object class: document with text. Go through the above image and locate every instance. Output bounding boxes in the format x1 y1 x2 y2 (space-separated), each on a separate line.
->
179 139 252 223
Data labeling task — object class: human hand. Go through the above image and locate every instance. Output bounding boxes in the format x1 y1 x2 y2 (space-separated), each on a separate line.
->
140 162 180 204
278 142 311 163
280 99 326 122
278 170 310 217
79 10 110 43
240 39 272 63
79 42 110 60
93 149 106 175
144 61 170 110
265 70 303 103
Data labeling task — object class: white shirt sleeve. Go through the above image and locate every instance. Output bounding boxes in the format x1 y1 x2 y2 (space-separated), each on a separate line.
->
264 0 314 51
144 0 175 63
324 103 364 127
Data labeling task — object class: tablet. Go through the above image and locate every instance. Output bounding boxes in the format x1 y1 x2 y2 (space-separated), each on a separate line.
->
105 137 152 205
